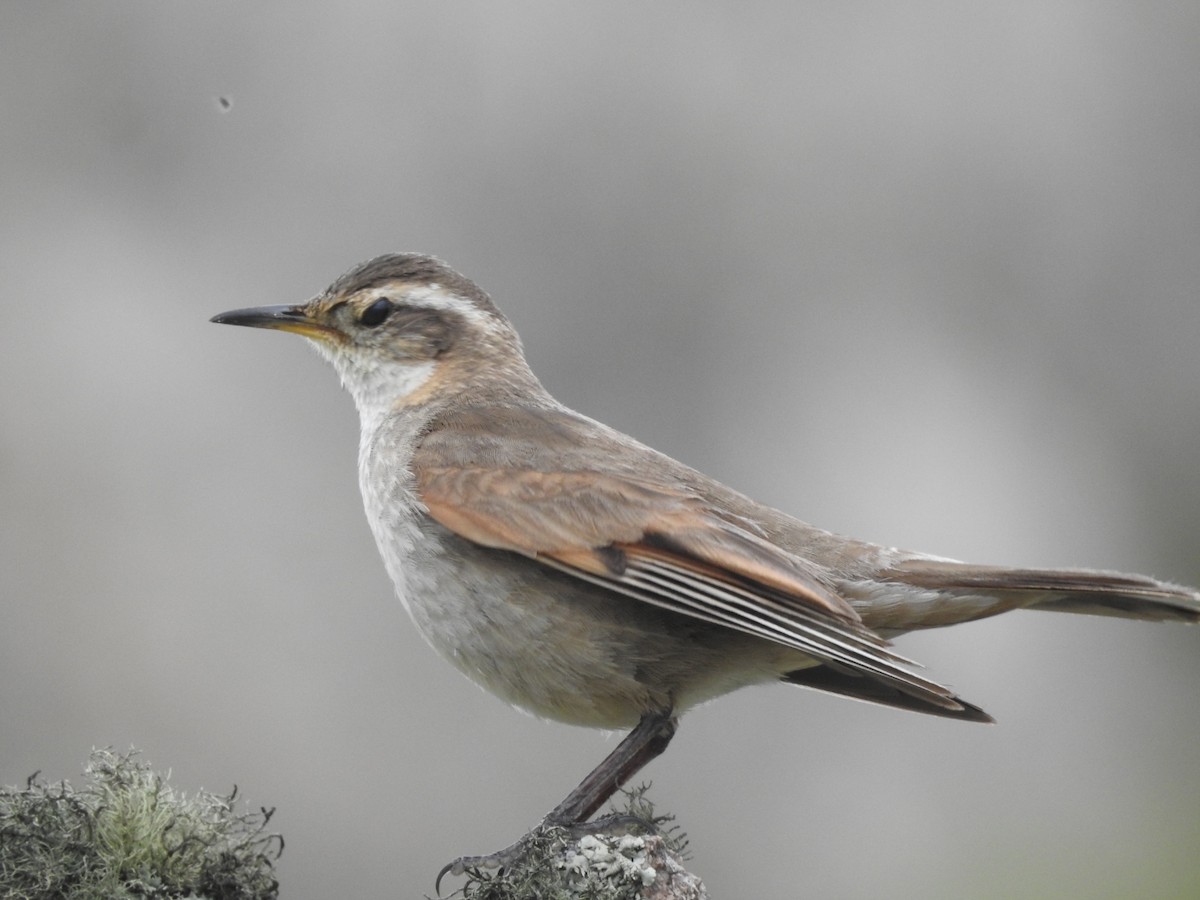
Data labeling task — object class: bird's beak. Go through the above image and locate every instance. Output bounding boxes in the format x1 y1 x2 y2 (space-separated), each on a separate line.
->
210 304 341 343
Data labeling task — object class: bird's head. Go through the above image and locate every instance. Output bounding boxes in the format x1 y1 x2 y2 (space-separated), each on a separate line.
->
212 253 540 425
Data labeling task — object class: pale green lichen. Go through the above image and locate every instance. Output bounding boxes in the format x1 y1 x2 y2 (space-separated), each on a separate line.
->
559 833 657 890
0 748 281 900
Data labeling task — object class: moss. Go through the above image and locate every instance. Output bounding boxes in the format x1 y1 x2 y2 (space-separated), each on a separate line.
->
0 749 281 900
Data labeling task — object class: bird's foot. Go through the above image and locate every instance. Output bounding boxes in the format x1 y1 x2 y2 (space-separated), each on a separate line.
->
434 813 660 895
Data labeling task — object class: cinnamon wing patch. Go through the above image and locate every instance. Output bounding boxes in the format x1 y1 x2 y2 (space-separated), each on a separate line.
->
417 467 679 563
417 464 855 619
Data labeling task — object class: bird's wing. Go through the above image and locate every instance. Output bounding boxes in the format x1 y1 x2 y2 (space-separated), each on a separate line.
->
413 405 968 713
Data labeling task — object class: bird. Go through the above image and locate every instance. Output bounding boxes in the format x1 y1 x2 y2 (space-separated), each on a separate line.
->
212 253 1200 886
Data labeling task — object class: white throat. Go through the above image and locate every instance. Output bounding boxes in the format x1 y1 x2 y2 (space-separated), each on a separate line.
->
308 339 436 434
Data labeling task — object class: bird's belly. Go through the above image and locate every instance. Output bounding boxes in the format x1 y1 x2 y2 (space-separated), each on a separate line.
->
380 520 798 729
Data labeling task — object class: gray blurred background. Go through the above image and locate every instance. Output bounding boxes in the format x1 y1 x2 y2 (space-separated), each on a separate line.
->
3 3 1199 898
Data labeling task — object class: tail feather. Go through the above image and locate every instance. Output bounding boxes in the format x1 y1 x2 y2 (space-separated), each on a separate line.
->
809 557 1198 722
883 557 1200 624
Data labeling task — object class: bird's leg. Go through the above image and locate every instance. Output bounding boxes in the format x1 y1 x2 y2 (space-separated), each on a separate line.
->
544 708 677 825
435 709 677 894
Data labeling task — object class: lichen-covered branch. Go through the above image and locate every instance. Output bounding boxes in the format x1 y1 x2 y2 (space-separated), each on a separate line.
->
452 789 707 900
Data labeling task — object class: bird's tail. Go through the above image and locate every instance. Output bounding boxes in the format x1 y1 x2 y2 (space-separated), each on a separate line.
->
787 556 1199 722
879 557 1200 625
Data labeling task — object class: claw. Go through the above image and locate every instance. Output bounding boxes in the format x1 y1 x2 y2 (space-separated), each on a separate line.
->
434 841 519 896
433 859 456 896
433 858 458 896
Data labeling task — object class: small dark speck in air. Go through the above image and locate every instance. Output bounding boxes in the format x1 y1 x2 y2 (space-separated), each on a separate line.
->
216 96 233 112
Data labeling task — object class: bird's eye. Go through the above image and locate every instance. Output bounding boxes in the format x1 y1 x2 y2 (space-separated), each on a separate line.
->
359 298 393 328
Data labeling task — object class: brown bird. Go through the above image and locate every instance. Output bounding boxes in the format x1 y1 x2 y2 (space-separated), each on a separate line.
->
212 253 1200 886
